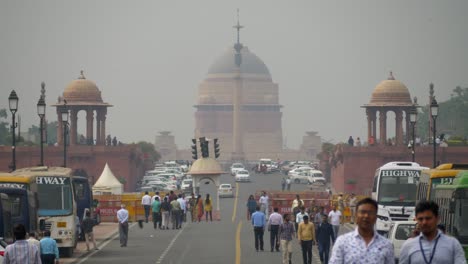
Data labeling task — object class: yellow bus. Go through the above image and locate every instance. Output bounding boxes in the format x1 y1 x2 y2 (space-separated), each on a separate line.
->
416 163 468 202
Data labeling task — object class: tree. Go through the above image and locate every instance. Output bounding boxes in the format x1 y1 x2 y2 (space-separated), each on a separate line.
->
0 109 10 145
136 141 161 162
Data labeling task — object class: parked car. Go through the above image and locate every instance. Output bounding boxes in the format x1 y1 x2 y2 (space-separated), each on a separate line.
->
230 163 245 176
218 184 234 198
387 220 417 263
0 238 7 262
235 170 251 182
181 179 193 190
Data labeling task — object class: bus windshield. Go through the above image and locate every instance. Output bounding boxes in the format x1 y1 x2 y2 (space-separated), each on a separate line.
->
378 170 419 206
429 177 455 200
36 176 73 216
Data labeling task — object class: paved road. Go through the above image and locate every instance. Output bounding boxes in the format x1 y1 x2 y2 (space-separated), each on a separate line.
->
76 172 354 264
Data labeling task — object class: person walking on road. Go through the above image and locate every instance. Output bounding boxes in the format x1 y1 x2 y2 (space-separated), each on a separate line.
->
160 196 171 230
286 178 291 190
329 198 394 264
316 214 335 264
4 224 41 264
170 198 181 229
292 194 304 217
297 215 316 264
117 203 129 247
247 194 257 220
189 193 197 222
151 196 162 229
82 211 99 251
399 200 466 264
328 205 342 240
27 232 41 254
259 191 269 216
281 178 286 191
196 195 204 222
177 194 186 227
347 193 357 224
279 213 295 264
268 207 283 252
40 230 59 264
251 205 266 252
141 191 152 223
204 194 213 222
295 206 308 235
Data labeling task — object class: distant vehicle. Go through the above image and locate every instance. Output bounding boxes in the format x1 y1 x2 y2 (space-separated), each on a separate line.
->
307 171 326 185
387 221 417 263
181 179 193 191
235 170 251 182
256 159 273 174
218 184 234 198
230 163 245 176
372 161 428 235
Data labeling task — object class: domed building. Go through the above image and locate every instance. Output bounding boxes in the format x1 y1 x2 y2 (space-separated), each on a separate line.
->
194 32 283 160
53 71 112 146
362 72 417 146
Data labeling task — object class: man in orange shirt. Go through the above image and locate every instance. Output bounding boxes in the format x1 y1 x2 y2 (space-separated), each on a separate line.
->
297 215 316 264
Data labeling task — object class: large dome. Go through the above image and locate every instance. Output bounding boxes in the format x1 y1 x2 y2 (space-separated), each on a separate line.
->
63 71 103 102
369 72 412 106
207 46 271 78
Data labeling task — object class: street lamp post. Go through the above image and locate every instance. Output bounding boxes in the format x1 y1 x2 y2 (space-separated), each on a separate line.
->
8 90 19 171
37 98 46 166
430 98 439 168
409 107 417 162
61 109 69 167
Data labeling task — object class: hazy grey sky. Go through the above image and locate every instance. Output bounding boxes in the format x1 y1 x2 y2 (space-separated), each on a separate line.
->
1 1 467 149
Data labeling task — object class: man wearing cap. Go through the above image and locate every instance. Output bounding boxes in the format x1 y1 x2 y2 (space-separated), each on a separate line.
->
117 204 129 247
298 215 316 264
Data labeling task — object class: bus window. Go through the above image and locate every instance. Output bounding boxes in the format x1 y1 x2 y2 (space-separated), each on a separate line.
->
74 182 85 200
8 196 22 217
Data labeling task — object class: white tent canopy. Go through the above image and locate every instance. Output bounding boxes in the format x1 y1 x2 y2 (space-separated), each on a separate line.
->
92 163 123 194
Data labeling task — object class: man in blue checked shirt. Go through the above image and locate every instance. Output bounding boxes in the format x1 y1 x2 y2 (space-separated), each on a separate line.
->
251 205 266 252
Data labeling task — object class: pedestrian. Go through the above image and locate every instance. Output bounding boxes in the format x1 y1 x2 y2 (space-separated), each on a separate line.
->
328 205 342 240
291 194 304 218
295 206 308 235
27 232 41 254
141 191 152 223
170 197 181 229
151 191 161 204
259 191 269 216
151 196 162 229
399 200 466 264
279 213 295 264
313 207 322 230
160 196 171 230
355 137 361 146
348 136 354 146
177 194 186 227
246 194 257 220
286 178 291 190
196 195 204 222
281 178 286 191
251 205 266 252
337 194 345 213
297 215 316 264
316 214 335 264
81 211 98 251
40 230 59 264
4 224 41 264
204 194 213 222
176 178 182 190
347 193 357 224
268 207 283 252
189 193 197 222
329 198 394 264
117 203 129 247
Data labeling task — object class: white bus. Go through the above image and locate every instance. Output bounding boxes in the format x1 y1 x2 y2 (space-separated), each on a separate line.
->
371 161 428 235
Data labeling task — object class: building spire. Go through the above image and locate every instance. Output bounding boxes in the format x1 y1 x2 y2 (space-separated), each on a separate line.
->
233 9 244 67
233 8 243 46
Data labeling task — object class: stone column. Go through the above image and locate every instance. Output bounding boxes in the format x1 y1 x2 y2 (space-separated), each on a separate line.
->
379 109 387 145
86 109 94 145
372 111 377 143
405 110 411 144
100 110 107 146
395 109 404 146
70 108 78 146
366 108 372 142
57 108 63 145
96 111 101 145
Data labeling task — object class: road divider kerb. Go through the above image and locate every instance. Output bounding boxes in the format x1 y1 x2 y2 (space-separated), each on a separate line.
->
232 182 239 222
235 220 242 264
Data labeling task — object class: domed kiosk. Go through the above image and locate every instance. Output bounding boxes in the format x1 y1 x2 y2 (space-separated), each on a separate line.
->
362 72 417 146
194 22 283 161
53 71 112 146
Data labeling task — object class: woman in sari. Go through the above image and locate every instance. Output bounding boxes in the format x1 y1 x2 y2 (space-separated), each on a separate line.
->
196 195 204 222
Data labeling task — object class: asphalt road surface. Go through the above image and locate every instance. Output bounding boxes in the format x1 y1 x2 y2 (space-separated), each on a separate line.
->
76 171 354 264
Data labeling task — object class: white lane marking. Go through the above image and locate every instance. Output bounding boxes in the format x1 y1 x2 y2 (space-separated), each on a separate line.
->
75 222 137 264
155 224 186 264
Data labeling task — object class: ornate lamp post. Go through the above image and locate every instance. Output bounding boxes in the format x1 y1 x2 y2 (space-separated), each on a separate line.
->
409 107 417 162
37 97 46 166
8 90 19 171
430 98 439 168
61 109 69 167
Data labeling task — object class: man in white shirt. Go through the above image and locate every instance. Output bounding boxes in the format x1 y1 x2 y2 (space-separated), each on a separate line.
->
151 191 161 204
328 205 342 240
141 191 152 223
296 206 309 235
176 194 186 228
259 191 269 216
268 207 283 252
117 204 129 247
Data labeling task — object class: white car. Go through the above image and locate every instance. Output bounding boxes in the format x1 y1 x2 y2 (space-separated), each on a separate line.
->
218 184 234 198
387 221 417 262
230 163 245 175
181 179 193 190
235 170 250 182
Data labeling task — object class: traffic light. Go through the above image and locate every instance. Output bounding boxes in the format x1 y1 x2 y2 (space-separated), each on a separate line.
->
213 138 220 159
191 138 198 160
199 137 209 158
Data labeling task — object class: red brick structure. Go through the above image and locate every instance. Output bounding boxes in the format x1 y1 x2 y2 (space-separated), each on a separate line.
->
0 145 145 192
